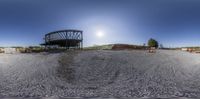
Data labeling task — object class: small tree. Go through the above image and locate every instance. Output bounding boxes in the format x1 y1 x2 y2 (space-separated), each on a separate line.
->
148 38 158 48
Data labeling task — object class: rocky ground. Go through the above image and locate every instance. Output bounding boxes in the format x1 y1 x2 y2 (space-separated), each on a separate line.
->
0 50 200 98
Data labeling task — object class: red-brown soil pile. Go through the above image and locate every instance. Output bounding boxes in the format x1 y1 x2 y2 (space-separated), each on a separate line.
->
112 44 147 50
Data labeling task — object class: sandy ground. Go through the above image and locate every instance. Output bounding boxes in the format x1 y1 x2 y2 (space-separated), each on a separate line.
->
0 50 200 98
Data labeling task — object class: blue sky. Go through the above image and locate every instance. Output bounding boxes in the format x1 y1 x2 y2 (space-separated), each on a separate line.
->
0 0 200 47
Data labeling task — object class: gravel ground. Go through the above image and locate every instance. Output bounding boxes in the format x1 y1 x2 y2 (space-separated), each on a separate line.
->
0 50 200 98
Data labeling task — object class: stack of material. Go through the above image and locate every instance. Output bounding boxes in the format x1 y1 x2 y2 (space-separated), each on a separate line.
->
0 48 4 53
4 48 17 54
148 47 156 53
195 51 200 53
181 47 200 53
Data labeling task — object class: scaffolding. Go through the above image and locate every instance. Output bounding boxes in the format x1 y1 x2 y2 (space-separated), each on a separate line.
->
41 29 83 49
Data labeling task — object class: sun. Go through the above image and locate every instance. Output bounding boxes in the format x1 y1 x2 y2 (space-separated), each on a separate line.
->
96 30 104 38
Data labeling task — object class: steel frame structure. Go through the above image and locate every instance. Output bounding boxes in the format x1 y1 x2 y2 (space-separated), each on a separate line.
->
41 30 83 49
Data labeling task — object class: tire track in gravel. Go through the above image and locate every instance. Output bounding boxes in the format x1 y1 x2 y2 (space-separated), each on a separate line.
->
72 51 123 89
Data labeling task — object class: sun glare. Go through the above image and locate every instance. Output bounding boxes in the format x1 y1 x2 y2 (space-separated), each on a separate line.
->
96 30 104 38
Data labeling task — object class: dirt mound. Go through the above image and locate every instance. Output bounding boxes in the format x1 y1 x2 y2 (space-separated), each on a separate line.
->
111 44 146 50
